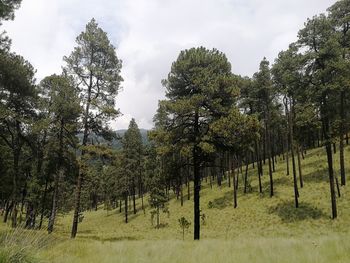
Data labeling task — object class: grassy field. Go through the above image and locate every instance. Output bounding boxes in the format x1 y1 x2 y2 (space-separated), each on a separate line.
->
2 146 350 262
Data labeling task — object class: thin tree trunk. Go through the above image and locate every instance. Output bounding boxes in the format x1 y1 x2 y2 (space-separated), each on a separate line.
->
180 174 183 207
289 98 299 208
228 154 231 188
11 147 20 228
48 169 62 233
322 105 337 219
340 90 346 185
284 97 290 176
257 143 262 193
232 162 237 208
193 111 200 240
335 174 341 198
132 179 136 214
71 77 93 238
266 122 274 197
71 170 82 238
124 194 128 223
244 159 249 194
187 165 191 200
4 201 13 223
156 206 160 229
296 144 303 188
39 179 48 229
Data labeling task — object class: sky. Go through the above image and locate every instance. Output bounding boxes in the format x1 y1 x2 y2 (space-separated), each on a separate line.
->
3 0 336 130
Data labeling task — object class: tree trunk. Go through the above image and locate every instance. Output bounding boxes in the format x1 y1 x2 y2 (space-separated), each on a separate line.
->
132 179 136 214
271 132 276 173
71 77 93 238
322 106 337 219
141 182 144 212
156 206 160 229
232 162 237 208
39 179 48 229
289 98 299 208
266 122 274 197
71 170 82 238
193 111 200 240
256 140 263 194
11 147 20 228
340 90 346 185
284 97 290 176
335 174 341 198
228 154 231 188
124 194 128 223
11 203 18 228
48 169 62 234
296 144 303 188
187 164 191 200
3 201 13 223
243 159 249 194
180 174 183 207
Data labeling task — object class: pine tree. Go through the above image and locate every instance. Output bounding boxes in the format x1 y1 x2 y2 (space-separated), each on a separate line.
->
64 18 123 238
122 118 144 216
162 47 238 240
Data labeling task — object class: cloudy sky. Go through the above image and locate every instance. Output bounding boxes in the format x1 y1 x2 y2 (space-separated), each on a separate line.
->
3 0 336 129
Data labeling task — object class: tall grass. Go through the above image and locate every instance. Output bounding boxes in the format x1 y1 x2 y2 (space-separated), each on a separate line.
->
0 223 56 263
41 235 350 263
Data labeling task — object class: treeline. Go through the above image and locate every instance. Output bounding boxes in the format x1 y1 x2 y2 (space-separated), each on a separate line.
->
0 0 350 241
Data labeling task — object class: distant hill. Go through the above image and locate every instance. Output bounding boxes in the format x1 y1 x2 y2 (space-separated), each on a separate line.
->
77 129 149 150
113 129 149 149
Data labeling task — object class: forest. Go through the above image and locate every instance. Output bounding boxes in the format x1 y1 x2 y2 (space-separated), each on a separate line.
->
1 0 350 262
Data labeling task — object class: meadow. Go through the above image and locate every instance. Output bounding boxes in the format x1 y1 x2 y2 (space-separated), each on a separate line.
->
2 145 350 262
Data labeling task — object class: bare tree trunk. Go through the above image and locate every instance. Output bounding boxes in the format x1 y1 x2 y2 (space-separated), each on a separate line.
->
289 98 299 208
232 161 237 208
244 159 249 194
296 144 303 188
124 194 128 223
48 169 62 233
187 165 191 200
266 123 273 197
71 170 82 238
284 97 290 176
340 90 346 185
256 140 263 194
132 179 136 214
3 201 13 223
39 179 48 229
180 174 183 207
228 154 231 188
156 206 160 229
193 111 200 240
322 104 337 219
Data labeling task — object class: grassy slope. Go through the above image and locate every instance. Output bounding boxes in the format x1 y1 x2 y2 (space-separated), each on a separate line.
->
4 146 350 262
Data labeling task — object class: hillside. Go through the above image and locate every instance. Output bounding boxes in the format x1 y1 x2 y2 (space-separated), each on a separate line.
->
29 145 350 262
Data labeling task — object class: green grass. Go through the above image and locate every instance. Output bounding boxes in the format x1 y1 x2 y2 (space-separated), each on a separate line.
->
4 146 350 262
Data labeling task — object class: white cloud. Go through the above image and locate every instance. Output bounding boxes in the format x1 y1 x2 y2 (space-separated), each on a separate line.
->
2 0 336 129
